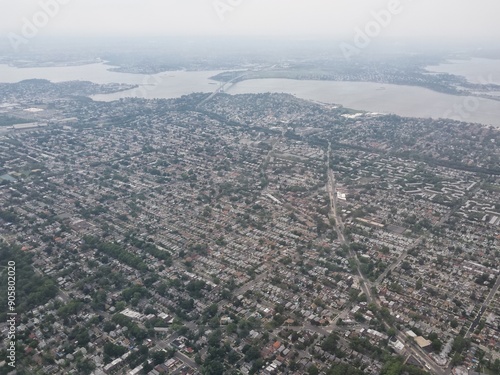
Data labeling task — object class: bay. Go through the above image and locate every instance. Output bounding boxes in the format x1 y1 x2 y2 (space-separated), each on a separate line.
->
1 62 499 127
426 58 500 85
226 79 500 127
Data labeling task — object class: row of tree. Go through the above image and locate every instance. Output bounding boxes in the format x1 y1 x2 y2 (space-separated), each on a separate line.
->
83 236 148 271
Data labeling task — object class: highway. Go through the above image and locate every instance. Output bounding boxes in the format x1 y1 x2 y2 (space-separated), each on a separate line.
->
196 72 248 108
326 142 448 375
465 272 500 338
196 65 276 108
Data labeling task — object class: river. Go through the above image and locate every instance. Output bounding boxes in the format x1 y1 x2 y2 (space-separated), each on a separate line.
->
426 58 500 85
225 79 500 127
0 61 499 127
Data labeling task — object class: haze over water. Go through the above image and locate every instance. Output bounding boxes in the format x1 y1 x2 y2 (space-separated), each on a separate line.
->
426 58 500 85
1 61 499 127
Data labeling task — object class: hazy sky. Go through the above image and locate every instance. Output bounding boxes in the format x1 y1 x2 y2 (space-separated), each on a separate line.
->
1 0 499 40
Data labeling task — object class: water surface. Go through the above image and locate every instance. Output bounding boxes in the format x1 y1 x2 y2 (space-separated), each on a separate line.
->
1 62 499 127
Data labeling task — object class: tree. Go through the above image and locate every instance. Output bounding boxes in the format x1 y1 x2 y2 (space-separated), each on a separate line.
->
204 360 225 375
76 359 95 375
204 304 218 319
490 359 500 373
289 361 299 371
227 350 240 364
274 304 285 314
387 328 396 337
380 358 403 375
308 365 319 375
208 329 222 348
322 333 339 354
249 359 264 375
103 342 127 358
224 322 237 335
244 345 260 362
450 353 463 366
431 338 442 352
143 361 154 373
195 353 202 365
451 336 470 352
152 350 167 365
328 363 363 375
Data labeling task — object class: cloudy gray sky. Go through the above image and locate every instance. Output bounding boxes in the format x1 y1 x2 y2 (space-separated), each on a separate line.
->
1 0 499 40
